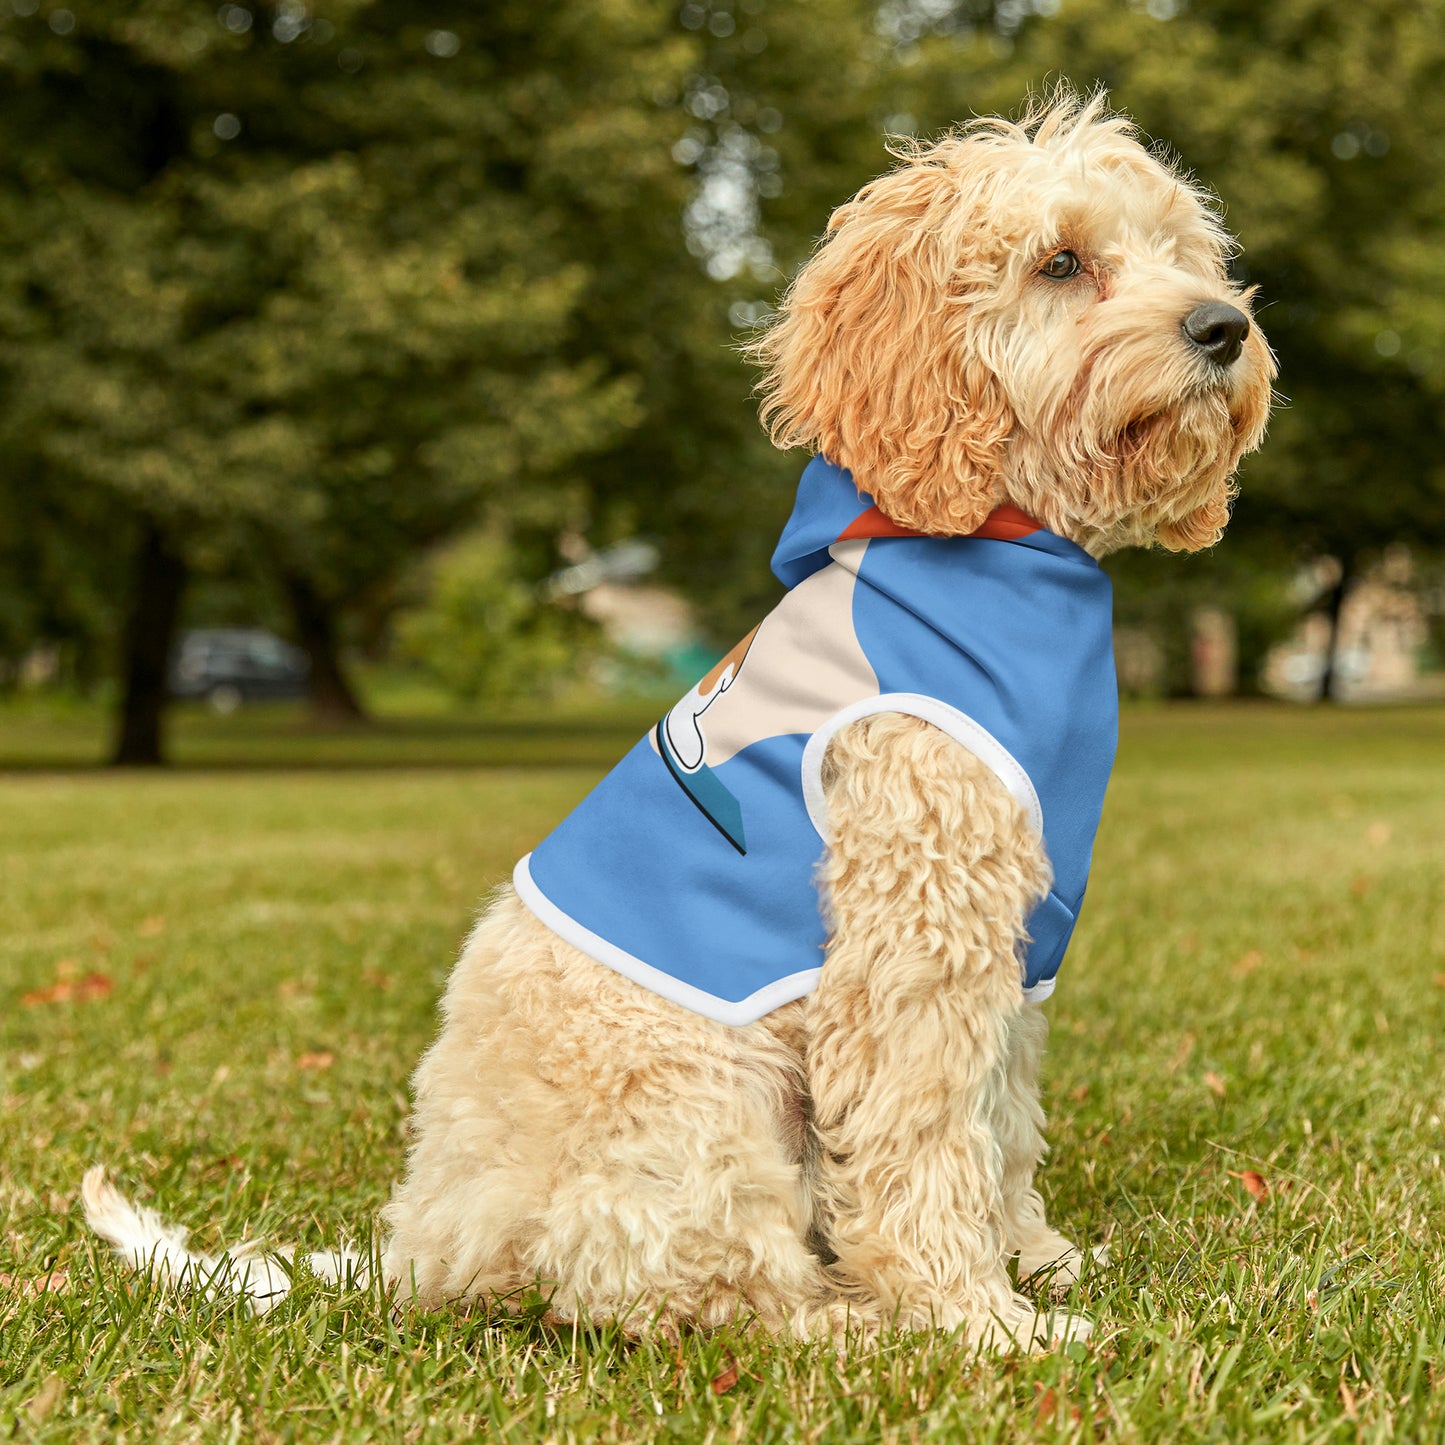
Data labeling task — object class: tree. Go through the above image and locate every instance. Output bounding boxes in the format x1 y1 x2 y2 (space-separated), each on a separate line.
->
0 0 693 758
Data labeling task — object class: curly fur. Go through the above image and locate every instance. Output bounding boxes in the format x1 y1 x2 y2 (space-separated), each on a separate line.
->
84 89 1272 1353
749 90 1274 554
379 715 1085 1350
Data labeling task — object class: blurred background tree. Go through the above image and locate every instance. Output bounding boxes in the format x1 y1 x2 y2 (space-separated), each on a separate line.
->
0 0 694 759
2 0 1443 760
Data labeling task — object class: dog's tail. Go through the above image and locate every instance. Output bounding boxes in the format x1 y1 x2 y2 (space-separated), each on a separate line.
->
81 1166 368 1315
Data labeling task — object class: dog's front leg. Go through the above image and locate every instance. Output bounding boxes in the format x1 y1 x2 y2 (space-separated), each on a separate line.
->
993 1003 1097 1290
807 712 1088 1350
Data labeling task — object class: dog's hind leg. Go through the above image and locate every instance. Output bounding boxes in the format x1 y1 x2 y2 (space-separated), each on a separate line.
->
383 892 835 1339
805 713 1090 1351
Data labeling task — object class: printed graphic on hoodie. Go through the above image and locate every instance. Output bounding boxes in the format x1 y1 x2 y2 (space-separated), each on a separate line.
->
655 627 759 853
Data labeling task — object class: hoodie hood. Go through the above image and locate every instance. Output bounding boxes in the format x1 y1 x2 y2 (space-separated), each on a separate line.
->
769 454 1092 589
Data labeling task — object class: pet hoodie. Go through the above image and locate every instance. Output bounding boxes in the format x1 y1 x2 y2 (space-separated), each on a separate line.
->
514 454 1119 1026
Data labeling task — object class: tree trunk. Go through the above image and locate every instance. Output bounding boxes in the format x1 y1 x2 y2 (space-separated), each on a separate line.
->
111 523 187 766
284 572 367 724
1317 553 1355 703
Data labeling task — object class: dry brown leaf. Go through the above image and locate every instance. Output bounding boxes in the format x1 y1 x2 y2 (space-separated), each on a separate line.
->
1228 1169 1268 1200
21 973 113 1007
1231 950 1263 978
295 1051 335 1072
0 1268 70 1299
710 1356 740 1396
21 982 69 1007
1034 1386 1058 1425
1204 1071 1227 1098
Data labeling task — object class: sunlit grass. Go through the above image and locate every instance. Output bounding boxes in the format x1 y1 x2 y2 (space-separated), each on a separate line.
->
2 702 1442 1441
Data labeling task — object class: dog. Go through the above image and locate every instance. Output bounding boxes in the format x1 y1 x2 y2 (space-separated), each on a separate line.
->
85 90 1274 1351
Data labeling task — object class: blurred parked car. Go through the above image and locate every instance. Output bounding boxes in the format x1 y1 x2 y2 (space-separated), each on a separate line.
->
169 629 310 712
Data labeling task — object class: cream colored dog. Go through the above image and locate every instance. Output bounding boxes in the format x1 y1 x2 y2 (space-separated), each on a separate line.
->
85 92 1273 1351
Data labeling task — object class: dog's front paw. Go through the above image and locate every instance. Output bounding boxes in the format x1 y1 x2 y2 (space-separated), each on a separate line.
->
1017 1239 1110 1294
970 1295 1093 1354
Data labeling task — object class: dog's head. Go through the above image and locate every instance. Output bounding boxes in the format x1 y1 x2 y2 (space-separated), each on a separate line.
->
752 90 1275 554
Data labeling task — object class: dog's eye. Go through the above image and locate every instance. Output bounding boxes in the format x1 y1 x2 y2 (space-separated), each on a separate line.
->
1041 250 1082 280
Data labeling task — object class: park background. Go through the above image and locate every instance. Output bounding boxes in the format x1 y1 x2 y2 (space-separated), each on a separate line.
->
2 0 1445 751
2 2 1444 1443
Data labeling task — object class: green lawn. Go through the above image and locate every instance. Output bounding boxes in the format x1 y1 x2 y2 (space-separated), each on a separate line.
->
2 702 1443 1442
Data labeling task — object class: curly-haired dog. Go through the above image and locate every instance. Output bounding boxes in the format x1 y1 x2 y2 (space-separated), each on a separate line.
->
85 92 1274 1350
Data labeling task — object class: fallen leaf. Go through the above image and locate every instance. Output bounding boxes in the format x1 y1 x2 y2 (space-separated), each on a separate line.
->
1204 1071 1227 1098
0 1268 69 1299
1228 1169 1268 1200
21 973 112 1007
138 915 166 937
1034 1386 1058 1425
295 1051 334 1071
710 1357 739 1396
1231 950 1263 978
21 982 69 1007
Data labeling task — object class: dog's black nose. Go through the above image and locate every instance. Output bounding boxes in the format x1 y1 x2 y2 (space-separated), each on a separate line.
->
1182 302 1250 366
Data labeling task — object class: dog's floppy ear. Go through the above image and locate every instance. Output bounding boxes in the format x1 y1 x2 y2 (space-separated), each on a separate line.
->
751 146 1013 535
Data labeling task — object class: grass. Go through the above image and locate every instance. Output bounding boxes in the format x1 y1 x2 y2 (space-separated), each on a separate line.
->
1 699 1443 1442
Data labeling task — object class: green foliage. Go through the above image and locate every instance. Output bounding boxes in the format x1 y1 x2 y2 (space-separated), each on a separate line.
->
395 532 596 705
0 1 686 619
5 0 1445 703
